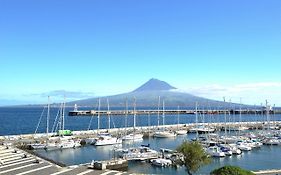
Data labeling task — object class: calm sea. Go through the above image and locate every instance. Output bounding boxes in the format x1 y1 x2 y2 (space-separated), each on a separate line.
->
0 106 277 136
1 107 281 174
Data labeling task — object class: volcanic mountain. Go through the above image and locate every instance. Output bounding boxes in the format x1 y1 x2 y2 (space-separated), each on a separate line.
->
70 78 234 108
133 78 176 92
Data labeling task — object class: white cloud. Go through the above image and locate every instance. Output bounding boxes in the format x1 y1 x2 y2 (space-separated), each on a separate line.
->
39 90 95 99
179 82 281 106
21 90 96 103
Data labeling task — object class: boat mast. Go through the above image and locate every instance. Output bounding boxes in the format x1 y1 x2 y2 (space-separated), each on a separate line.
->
261 103 264 132
107 98 110 130
148 112 151 143
228 99 231 135
195 102 198 140
47 96 50 136
162 100 165 127
62 96 66 133
97 98 101 134
223 97 227 144
266 100 270 131
58 102 63 136
177 105 180 130
125 98 128 136
239 98 242 135
202 105 205 138
133 97 136 131
157 96 160 127
273 104 276 127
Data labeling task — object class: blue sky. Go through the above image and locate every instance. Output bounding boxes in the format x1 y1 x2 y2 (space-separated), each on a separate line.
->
0 0 281 106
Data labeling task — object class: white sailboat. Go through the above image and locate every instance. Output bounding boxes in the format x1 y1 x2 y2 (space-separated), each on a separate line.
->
85 101 99 145
154 100 176 138
122 98 143 141
30 96 57 150
153 130 176 138
176 106 187 135
55 98 81 149
95 98 122 146
122 133 143 141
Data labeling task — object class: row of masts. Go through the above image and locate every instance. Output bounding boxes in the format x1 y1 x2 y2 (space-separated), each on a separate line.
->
36 96 66 137
93 98 139 133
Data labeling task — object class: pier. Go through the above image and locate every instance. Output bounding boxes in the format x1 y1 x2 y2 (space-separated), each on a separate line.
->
69 109 281 116
1 121 280 142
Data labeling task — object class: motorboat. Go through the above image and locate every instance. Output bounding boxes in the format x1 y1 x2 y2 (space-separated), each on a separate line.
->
225 144 242 155
154 131 176 138
176 130 187 135
122 133 143 141
189 126 215 134
262 138 280 145
28 143 47 150
151 158 172 167
95 133 122 146
236 141 252 151
219 146 232 156
58 139 81 149
85 137 97 145
118 146 158 161
206 146 225 157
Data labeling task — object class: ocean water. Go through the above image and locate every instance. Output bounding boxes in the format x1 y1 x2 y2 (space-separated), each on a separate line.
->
1 107 281 174
0 106 277 136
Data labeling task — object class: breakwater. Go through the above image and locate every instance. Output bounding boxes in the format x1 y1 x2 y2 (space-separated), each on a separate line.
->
1 121 279 140
69 109 281 116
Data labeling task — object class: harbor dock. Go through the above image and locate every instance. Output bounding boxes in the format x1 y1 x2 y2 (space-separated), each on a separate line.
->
1 121 280 141
68 109 281 116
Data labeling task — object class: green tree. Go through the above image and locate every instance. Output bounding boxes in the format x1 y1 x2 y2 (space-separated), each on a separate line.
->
211 165 254 175
176 141 211 175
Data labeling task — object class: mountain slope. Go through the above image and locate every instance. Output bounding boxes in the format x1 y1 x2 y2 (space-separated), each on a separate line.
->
69 78 236 108
133 78 176 92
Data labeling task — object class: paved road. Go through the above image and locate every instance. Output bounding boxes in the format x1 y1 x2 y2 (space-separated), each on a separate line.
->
0 145 134 175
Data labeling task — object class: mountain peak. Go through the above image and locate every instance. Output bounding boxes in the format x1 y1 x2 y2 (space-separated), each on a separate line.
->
133 78 177 92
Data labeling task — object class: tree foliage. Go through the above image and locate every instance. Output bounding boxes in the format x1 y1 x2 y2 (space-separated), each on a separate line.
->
211 165 255 175
176 141 211 175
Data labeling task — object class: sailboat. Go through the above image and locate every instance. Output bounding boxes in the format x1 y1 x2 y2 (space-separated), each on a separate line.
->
154 100 176 138
175 106 187 135
55 98 81 149
95 98 122 146
189 103 215 134
122 98 143 141
30 96 57 150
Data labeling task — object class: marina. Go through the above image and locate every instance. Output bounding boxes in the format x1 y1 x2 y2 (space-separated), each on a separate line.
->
1 120 281 174
1 106 281 174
